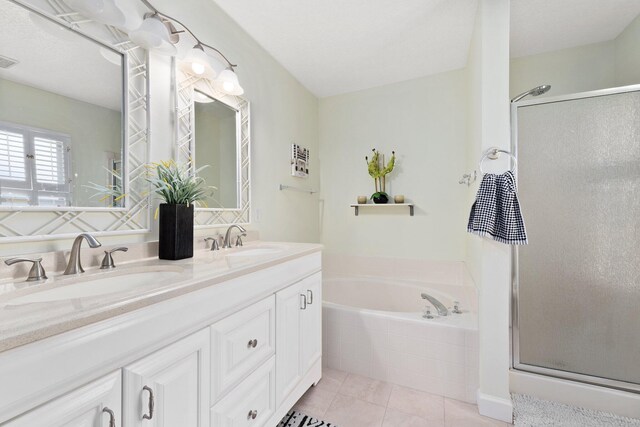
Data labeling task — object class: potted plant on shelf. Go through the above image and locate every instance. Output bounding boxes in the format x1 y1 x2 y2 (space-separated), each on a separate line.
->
366 149 396 204
147 160 214 260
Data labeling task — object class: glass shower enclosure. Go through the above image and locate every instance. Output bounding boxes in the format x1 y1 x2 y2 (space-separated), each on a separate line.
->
511 85 640 393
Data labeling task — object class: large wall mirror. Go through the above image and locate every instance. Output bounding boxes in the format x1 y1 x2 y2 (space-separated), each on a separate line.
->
0 0 150 241
175 64 250 227
0 0 125 208
193 90 240 209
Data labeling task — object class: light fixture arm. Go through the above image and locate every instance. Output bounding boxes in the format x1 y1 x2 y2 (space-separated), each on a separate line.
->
138 0 237 69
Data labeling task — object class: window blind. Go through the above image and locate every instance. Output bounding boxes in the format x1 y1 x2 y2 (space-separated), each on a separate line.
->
0 129 26 182
34 136 66 185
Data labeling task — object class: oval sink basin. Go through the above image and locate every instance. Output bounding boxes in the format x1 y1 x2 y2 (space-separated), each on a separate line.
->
5 267 184 306
225 247 283 258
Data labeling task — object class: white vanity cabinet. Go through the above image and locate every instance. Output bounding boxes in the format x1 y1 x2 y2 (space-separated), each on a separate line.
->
0 250 322 427
122 329 210 427
4 371 122 427
275 272 322 406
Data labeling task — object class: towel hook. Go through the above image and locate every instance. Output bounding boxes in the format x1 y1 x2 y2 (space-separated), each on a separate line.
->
479 148 517 175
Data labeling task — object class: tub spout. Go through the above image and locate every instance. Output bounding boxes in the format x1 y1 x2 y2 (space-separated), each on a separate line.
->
421 293 449 316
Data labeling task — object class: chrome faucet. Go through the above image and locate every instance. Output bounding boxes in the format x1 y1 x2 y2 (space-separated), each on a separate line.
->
63 233 102 275
421 293 449 316
222 225 246 249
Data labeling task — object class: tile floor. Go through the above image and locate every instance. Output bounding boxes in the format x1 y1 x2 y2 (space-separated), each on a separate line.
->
293 369 513 427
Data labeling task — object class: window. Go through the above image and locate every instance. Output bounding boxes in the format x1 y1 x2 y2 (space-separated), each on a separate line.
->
0 122 71 207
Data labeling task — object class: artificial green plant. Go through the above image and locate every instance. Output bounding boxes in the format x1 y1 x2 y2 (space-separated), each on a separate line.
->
146 160 215 217
365 148 396 198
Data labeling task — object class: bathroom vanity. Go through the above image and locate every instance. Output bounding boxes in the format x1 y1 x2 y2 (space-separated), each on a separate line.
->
0 242 322 426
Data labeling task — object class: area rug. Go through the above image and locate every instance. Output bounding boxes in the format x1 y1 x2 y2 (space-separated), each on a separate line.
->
277 410 339 427
513 394 640 426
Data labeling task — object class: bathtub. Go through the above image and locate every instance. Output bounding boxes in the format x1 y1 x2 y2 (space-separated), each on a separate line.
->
322 277 479 403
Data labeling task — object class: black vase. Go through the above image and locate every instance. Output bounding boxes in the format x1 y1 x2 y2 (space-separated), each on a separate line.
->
159 203 194 260
372 193 389 204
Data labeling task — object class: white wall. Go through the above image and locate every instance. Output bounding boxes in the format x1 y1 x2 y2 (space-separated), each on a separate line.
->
465 0 513 422
615 14 640 86
510 13 640 100
0 0 320 256
510 42 616 99
319 69 469 261
147 0 322 245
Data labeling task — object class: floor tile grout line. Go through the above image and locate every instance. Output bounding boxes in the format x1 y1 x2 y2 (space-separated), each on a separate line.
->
320 387 340 420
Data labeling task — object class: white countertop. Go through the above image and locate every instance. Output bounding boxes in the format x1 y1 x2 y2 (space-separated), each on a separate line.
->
0 241 322 353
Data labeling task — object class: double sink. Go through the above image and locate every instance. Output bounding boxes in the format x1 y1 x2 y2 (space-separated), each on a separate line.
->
1 244 285 308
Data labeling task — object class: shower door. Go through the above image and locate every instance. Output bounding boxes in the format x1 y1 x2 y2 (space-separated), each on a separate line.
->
512 85 640 392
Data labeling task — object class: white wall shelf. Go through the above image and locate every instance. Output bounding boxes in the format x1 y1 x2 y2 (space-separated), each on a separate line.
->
350 203 415 216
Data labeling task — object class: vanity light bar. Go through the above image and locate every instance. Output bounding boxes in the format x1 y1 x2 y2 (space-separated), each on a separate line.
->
137 0 237 69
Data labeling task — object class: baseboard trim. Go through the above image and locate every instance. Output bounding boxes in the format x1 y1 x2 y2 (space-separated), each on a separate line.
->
477 390 513 423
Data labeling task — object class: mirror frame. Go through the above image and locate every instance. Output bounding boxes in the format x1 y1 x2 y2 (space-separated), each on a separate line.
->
173 62 250 228
0 0 150 242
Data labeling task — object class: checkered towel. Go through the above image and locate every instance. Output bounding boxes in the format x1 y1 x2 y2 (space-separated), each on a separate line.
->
467 171 528 245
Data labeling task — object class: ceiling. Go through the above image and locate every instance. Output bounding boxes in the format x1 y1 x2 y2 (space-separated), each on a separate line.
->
510 0 640 58
0 0 123 111
212 0 478 98
213 0 640 98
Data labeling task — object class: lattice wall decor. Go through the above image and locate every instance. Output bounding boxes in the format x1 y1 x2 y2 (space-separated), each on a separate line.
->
0 0 150 242
174 65 250 228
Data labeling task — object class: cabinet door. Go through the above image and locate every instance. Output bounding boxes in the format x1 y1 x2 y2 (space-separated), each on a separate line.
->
275 281 304 406
300 272 322 374
123 329 209 427
5 371 121 427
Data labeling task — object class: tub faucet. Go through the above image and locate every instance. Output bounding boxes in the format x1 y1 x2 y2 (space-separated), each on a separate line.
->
421 293 449 316
223 225 246 249
63 233 102 275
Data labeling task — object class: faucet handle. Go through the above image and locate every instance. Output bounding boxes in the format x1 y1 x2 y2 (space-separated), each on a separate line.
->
100 247 128 270
235 233 246 247
452 301 462 314
5 257 47 282
423 305 434 319
204 237 220 251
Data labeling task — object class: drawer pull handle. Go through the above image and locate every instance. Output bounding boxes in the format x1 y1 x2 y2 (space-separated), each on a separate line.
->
307 289 313 304
247 339 258 348
142 385 154 420
102 407 116 427
247 409 258 420
300 294 307 310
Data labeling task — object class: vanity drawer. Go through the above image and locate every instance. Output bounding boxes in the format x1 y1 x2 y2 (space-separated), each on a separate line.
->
210 357 275 427
210 296 275 403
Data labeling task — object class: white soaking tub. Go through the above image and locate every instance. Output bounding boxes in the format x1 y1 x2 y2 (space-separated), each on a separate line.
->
322 277 479 403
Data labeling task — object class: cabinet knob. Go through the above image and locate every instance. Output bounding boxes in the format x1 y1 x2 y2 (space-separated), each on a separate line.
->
102 407 116 427
142 385 155 420
247 409 258 420
247 339 258 348
306 289 313 304
300 294 307 310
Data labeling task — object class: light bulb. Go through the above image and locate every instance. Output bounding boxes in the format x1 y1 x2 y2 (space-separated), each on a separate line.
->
191 62 205 75
185 44 212 76
129 15 177 55
216 68 244 95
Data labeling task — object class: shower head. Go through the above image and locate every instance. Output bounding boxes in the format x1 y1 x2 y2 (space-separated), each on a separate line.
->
511 85 551 103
